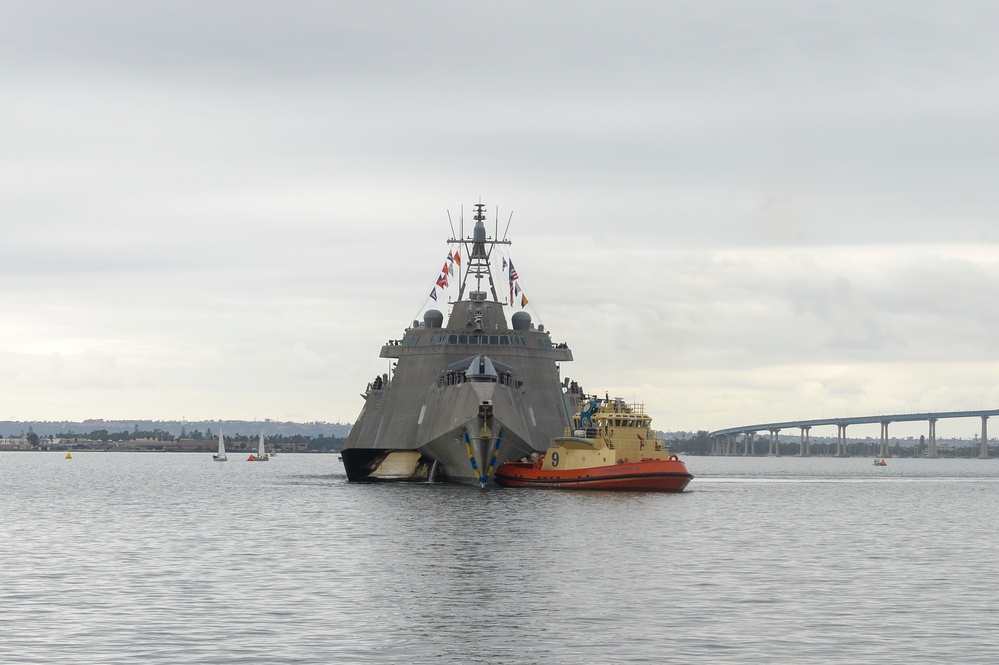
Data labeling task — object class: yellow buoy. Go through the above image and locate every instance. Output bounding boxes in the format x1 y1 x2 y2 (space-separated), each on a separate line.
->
65 452 72 459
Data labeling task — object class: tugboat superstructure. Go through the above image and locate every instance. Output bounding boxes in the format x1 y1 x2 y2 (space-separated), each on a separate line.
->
340 203 584 486
495 396 694 491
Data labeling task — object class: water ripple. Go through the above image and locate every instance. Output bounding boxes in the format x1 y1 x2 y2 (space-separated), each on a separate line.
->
3 453 999 663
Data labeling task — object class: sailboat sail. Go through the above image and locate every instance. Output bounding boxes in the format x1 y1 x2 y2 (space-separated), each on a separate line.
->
214 429 227 461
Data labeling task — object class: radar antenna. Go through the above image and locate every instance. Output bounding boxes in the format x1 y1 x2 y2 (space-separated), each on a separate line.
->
449 202 511 303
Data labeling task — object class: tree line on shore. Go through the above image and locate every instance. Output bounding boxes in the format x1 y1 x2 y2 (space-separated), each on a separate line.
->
22 426 345 452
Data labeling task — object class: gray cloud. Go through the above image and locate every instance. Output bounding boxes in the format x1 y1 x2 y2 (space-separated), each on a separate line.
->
3 1 998 429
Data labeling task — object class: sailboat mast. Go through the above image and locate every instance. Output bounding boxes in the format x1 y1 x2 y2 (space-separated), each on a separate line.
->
450 202 511 304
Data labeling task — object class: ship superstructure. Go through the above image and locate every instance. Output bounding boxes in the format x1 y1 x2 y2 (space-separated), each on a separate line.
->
340 203 584 486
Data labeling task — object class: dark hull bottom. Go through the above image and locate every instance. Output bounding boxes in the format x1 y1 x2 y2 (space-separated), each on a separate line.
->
495 461 693 492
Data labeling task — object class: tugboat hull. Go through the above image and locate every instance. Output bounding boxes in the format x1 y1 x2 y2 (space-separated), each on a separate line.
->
496 459 693 492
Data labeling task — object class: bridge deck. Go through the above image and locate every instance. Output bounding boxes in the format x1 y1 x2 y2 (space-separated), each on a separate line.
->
710 409 999 438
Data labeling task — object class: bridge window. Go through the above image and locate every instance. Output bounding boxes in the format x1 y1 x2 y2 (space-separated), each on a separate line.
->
489 335 500 345
468 335 479 345
402 335 420 346
458 334 468 344
447 334 458 344
500 336 510 345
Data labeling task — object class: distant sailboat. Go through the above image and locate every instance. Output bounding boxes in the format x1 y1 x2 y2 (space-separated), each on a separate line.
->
248 431 269 462
214 430 228 462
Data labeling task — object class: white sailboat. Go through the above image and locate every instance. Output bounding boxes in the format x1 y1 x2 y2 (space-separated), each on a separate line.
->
213 430 228 462
248 431 269 462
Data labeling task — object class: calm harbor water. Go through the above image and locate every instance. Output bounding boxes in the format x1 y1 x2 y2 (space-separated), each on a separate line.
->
3 452 999 664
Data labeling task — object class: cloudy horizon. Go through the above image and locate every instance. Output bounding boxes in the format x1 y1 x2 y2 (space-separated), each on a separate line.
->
4 1 998 438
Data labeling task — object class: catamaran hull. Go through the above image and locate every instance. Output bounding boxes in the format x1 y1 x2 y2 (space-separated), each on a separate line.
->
340 414 537 486
342 367 576 486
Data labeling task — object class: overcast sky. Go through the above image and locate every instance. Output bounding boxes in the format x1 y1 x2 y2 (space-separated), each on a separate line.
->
3 1 998 437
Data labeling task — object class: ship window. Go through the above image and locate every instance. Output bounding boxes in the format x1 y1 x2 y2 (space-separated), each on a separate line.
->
489 335 500 345
458 334 468 344
538 338 552 349
468 335 479 345
402 335 419 346
447 334 458 344
500 336 510 345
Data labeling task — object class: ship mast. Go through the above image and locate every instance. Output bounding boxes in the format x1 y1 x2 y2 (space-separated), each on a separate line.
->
450 203 511 303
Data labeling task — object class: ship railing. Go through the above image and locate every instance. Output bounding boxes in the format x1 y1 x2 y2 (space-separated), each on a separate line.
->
437 372 523 389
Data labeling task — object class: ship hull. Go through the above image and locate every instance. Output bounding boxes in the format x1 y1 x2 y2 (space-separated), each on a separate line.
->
340 409 539 487
495 459 693 492
341 354 579 486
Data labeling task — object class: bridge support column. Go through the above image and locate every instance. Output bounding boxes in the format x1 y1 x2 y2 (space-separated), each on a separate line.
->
743 432 750 456
749 432 755 455
768 429 780 456
981 416 990 459
879 422 890 458
837 424 848 457
797 426 812 456
926 418 938 458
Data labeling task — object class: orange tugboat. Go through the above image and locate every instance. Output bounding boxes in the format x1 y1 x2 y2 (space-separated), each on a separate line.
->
496 395 693 491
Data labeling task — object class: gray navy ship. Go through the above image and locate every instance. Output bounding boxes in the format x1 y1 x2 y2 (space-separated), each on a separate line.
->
340 203 584 487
